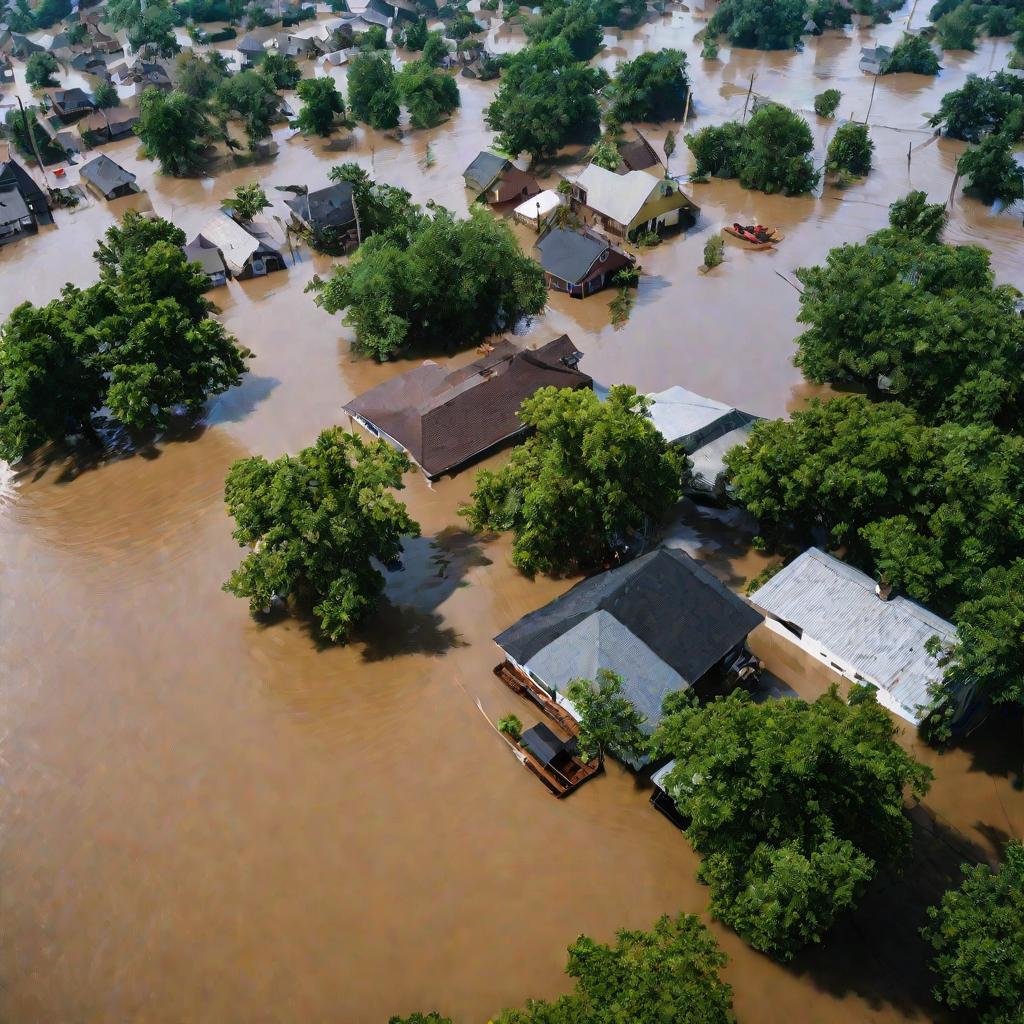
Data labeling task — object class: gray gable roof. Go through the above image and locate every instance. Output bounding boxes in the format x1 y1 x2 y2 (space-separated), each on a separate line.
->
536 227 608 285
496 546 763 689
285 181 354 230
463 150 510 192
750 548 956 724
79 154 136 195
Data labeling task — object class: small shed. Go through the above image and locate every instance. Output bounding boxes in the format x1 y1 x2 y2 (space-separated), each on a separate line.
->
183 234 230 288
462 149 511 193
79 154 139 200
859 45 891 74
535 226 635 298
196 214 286 279
513 188 564 230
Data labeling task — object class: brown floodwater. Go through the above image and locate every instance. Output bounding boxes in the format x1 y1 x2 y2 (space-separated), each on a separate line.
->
2 5 1023 1022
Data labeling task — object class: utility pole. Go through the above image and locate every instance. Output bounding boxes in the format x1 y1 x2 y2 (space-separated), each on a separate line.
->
16 95 50 190
741 72 755 123
865 72 879 123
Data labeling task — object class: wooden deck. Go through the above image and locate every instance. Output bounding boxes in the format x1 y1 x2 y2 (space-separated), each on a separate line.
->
493 661 600 797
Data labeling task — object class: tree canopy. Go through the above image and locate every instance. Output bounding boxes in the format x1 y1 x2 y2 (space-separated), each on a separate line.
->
215 69 281 149
655 687 932 958
222 182 269 222
494 914 734 1024
706 0 806 49
887 188 947 242
296 76 346 135
260 51 302 90
0 212 247 461
958 131 1024 204
610 49 690 123
135 88 213 176
883 33 940 73
176 51 230 100
927 70 1024 141
565 669 648 767
223 428 420 642
792 223 1024 426
484 39 606 158
327 163 422 239
524 0 603 60
347 53 400 130
107 0 180 54
460 385 687 576
922 841 1024 1024
308 204 546 360
685 105 818 194
25 51 59 88
723 395 1024 612
395 60 460 129
826 121 873 175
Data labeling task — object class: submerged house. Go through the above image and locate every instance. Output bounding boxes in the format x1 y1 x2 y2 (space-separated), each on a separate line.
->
750 548 971 728
513 188 564 230
79 154 139 199
195 214 286 279
535 225 634 298
0 159 53 244
183 233 230 288
462 150 539 205
77 105 139 143
617 131 662 173
344 335 591 479
645 386 761 498
859 45 891 74
571 164 699 240
284 181 357 245
49 88 95 125
495 546 764 754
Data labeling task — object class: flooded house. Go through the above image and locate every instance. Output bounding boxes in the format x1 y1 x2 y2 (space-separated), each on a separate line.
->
76 105 140 144
183 233 230 289
195 214 286 279
749 548 974 729
0 55 14 84
859 45 892 74
617 131 662 173
79 154 140 200
49 88 96 125
236 33 267 64
344 335 591 479
570 165 699 241
513 188 564 230
273 32 319 59
535 225 635 298
462 150 540 205
284 181 358 247
0 158 52 244
494 545 764 762
645 386 761 499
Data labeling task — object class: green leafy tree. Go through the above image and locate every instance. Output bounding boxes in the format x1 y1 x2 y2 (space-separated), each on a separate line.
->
922 842 1024 1023
957 131 1024 204
357 23 388 50
593 0 646 27
524 0 602 60
396 60 460 129
260 51 302 89
25 52 59 89
588 135 621 170
887 188 946 241
928 71 1024 141
327 163 422 238
485 39 606 158
421 29 450 67
494 914 734 1024
724 396 1024 610
685 121 745 178
296 76 345 135
792 226 1024 424
448 10 483 39
826 121 873 175
309 205 546 360
610 48 689 122
347 53 400 129
738 104 819 194
92 80 120 109
884 33 941 73
126 1 181 55
388 1016 453 1024
177 51 230 100
33 0 70 28
706 0 806 49
222 182 270 222
223 429 420 642
565 669 647 767
215 69 281 148
814 87 841 117
0 212 247 461
985 4 1014 35
135 88 213 176
655 687 932 959
398 16 429 49
460 385 687 576
663 128 676 172
936 0 978 49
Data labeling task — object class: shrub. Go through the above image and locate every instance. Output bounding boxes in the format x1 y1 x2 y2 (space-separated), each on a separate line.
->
814 88 841 117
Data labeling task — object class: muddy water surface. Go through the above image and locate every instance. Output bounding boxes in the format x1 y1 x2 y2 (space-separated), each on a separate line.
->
2 6 1023 1023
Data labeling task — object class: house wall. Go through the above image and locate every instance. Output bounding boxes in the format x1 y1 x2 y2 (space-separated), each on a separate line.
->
628 191 697 235
761 615 920 725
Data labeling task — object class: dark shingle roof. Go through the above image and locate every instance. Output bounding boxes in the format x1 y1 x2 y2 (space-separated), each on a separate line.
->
54 87 94 111
80 154 136 195
284 181 355 230
496 546 763 687
344 335 592 477
536 228 609 285
463 150 510 192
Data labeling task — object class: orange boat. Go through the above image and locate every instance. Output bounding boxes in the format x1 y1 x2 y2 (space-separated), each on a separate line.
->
722 224 782 249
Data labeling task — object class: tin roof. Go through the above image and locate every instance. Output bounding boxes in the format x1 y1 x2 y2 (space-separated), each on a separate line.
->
750 548 957 724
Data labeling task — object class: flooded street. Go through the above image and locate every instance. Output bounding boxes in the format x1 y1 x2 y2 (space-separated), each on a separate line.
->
2 5 1023 1022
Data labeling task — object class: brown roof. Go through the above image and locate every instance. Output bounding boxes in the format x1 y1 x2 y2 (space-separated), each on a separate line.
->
618 133 661 173
344 336 592 477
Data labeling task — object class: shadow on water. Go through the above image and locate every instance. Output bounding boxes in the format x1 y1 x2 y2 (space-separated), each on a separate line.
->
204 374 281 426
958 707 1024 787
784 808 995 1021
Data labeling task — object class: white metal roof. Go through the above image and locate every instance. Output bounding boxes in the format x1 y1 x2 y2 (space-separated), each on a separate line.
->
514 188 562 220
196 215 262 276
750 548 957 724
650 758 676 791
647 386 735 445
575 164 668 227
